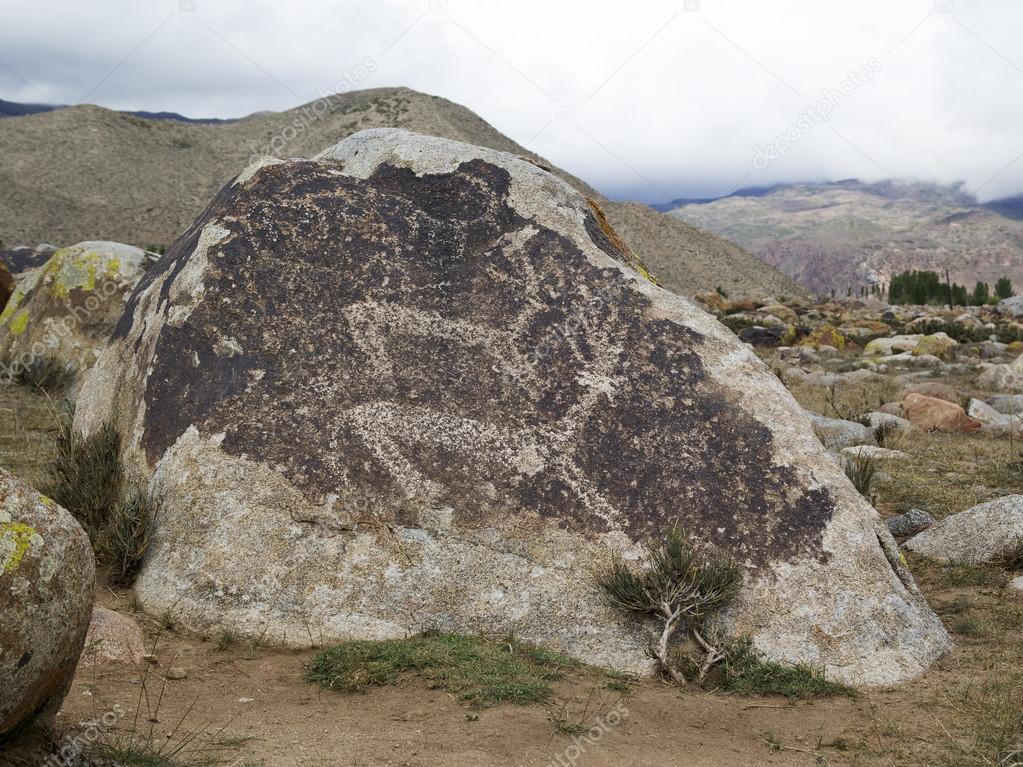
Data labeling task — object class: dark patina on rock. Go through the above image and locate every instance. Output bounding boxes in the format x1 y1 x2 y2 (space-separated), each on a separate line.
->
80 129 948 684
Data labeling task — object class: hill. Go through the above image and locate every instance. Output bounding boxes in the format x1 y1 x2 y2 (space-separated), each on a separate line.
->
665 180 1023 295
0 87 801 299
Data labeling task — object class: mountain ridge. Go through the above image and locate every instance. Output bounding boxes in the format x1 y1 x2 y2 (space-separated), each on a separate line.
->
665 179 1023 294
0 87 802 299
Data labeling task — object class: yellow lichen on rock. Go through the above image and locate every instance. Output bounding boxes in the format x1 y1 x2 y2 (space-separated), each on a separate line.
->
1 520 39 575
8 309 30 335
0 289 24 326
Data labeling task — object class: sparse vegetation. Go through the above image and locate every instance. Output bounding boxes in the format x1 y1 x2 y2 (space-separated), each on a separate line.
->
941 562 999 588
844 453 878 497
599 527 742 685
11 354 77 393
47 411 123 534
717 639 855 699
99 489 158 587
46 409 155 584
307 633 576 707
996 537 1023 572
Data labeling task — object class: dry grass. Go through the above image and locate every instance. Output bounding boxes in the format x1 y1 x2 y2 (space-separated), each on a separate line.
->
0 382 58 488
787 375 901 421
874 430 1023 520
787 372 1023 520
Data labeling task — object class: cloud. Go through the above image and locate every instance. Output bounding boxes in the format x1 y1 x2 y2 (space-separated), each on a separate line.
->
1 0 1021 203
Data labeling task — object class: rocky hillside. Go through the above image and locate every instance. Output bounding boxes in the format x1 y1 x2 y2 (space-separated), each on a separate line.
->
0 87 801 299
665 180 1023 295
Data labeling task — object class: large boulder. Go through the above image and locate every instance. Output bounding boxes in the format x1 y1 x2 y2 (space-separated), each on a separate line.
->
902 393 981 433
0 241 156 385
1 469 94 742
904 496 1023 564
75 129 949 685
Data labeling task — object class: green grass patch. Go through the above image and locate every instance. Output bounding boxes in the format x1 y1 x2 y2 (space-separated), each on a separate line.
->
941 562 999 588
718 642 855 699
307 633 577 707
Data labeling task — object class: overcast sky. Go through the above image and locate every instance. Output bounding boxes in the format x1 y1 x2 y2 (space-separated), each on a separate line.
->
2 0 1022 204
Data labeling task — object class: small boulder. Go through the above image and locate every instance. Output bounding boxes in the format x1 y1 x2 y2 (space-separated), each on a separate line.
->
0 241 157 388
966 399 1021 436
800 324 846 350
901 382 962 404
808 414 876 450
80 607 147 667
912 332 958 361
693 292 727 313
841 445 907 461
758 304 798 324
987 394 1023 415
863 411 915 437
996 295 1023 318
1010 576 1023 592
902 393 981 433
886 509 936 539
904 496 1023 564
1 469 95 742
879 402 904 416
864 335 921 356
977 363 1022 393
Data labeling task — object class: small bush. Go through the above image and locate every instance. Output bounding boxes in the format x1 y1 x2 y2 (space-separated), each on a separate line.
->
844 454 878 497
717 640 855 699
47 414 123 535
873 421 898 447
997 538 1023 572
13 355 76 393
307 633 575 707
46 413 154 585
99 489 157 587
599 528 742 684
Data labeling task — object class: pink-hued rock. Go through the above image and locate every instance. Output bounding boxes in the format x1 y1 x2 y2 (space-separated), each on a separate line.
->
902 393 981 433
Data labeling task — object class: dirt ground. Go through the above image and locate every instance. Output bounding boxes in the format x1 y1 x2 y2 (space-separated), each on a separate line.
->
3 381 1022 767
41 561 1018 767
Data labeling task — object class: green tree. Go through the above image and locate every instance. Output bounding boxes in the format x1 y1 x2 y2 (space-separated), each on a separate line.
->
971 282 990 306
996 276 1013 299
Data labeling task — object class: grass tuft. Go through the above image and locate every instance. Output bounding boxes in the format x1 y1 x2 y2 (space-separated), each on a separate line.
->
844 453 878 497
307 633 576 707
11 354 77 394
100 489 158 587
718 640 855 699
47 411 122 535
46 410 155 585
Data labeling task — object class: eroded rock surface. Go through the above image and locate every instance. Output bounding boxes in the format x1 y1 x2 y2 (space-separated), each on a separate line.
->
76 128 949 685
1 469 94 742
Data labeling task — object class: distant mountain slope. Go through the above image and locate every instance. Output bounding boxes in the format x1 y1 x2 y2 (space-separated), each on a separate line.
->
666 180 1023 294
0 98 231 123
0 99 59 117
0 88 801 299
